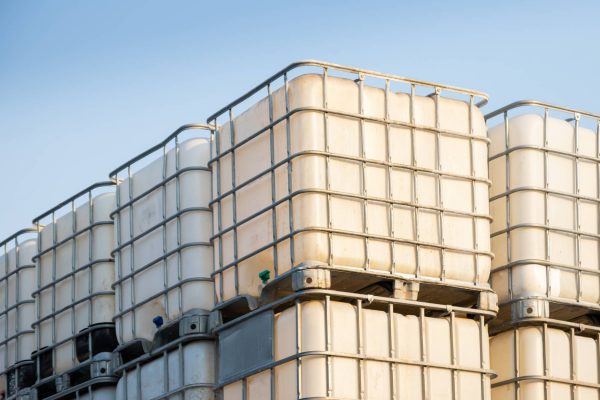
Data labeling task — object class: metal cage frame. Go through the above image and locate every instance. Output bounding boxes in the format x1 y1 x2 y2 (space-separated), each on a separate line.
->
109 123 214 345
31 181 118 398
207 60 493 310
486 100 600 322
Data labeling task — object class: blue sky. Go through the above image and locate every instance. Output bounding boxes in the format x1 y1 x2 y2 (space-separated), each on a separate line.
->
1 1 599 239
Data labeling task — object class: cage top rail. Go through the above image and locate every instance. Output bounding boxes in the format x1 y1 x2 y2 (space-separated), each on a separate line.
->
108 123 214 178
32 181 117 224
0 227 37 248
207 59 489 122
485 99 600 121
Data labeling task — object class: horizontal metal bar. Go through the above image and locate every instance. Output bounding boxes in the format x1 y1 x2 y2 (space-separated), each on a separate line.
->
212 186 491 242
485 100 600 121
0 298 35 319
0 359 34 378
213 224 493 276
490 185 600 204
32 290 115 326
0 228 37 248
492 222 600 240
207 60 488 122
0 327 34 349
492 258 600 276
145 383 214 400
32 258 113 296
491 374 600 390
112 276 212 320
32 181 116 224
497 316 600 335
32 221 113 261
109 123 213 178
111 207 210 255
0 263 34 282
489 143 600 164
112 241 210 287
209 106 490 166
109 166 210 218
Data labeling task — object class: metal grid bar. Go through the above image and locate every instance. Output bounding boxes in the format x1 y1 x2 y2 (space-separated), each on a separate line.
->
216 289 493 398
486 100 600 311
108 124 213 343
31 182 116 386
207 61 491 305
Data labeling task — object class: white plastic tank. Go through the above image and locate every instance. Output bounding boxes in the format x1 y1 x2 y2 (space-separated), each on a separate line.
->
115 340 215 399
219 293 492 400
110 125 214 346
209 61 492 306
488 102 600 315
490 321 599 399
0 229 37 398
33 183 117 376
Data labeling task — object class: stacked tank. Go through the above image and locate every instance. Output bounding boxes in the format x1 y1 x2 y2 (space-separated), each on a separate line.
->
31 182 119 399
486 101 600 399
109 124 216 399
208 61 498 399
0 229 37 400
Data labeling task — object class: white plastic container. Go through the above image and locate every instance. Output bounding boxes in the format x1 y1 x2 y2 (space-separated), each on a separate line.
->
110 125 214 346
490 321 600 399
488 101 600 319
33 183 117 377
116 339 215 399
209 61 492 307
218 293 492 400
0 230 37 398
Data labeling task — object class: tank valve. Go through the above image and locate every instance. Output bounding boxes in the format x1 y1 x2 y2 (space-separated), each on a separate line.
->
152 316 164 328
259 270 271 284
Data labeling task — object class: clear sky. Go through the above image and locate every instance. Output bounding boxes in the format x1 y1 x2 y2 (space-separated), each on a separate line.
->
1 1 599 239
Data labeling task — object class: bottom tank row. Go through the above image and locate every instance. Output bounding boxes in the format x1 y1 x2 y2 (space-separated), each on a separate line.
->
5 294 600 399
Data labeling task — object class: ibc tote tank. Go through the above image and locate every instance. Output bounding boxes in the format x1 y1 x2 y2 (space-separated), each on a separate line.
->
109 124 214 351
208 60 495 314
487 101 600 324
32 182 118 398
0 229 37 399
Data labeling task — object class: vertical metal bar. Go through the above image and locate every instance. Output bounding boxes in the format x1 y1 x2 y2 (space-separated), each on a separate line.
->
569 328 576 400
115 171 124 343
469 95 480 284
3 236 9 377
325 296 333 398
175 135 184 325
478 315 487 400
388 303 396 400
504 111 514 300
86 190 94 366
283 73 296 270
357 298 364 400
36 221 42 386
449 311 457 400
162 348 169 395
296 299 302 399
543 109 551 299
228 108 240 298
384 80 396 275
357 74 369 271
573 114 582 303
419 307 428 399
323 68 333 267
178 343 185 399
434 87 446 280
161 144 170 322
213 121 225 305
411 85 421 278
70 198 77 368
136 362 142 400
267 83 279 278
514 328 520 400
128 164 136 340
51 210 57 374
543 323 549 400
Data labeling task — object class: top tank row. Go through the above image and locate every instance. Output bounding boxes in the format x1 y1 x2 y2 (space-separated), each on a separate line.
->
4 61 600 355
